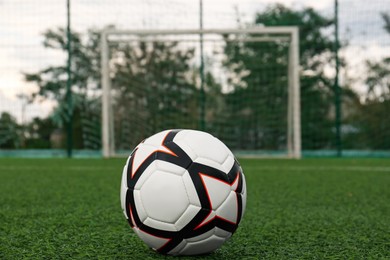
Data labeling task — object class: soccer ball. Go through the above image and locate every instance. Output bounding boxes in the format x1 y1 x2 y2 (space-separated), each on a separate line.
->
120 129 247 255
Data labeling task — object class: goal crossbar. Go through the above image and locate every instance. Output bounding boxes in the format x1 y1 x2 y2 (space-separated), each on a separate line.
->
101 27 301 159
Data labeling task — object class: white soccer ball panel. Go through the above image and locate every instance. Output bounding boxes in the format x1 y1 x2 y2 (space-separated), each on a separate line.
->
194 156 233 174
222 154 235 173
214 227 232 239
134 162 157 191
216 191 238 224
140 171 189 224
144 217 177 232
173 130 233 166
181 171 201 207
133 190 147 222
174 204 201 231
180 235 227 255
155 160 186 176
170 134 197 161
134 227 170 251
168 228 232 256
131 143 159 177
240 173 247 219
131 129 177 179
200 174 231 210
120 164 128 216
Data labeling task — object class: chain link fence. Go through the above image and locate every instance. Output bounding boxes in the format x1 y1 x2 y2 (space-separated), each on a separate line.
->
0 0 389 157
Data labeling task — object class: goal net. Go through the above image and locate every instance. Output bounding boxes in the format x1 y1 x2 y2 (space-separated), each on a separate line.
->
101 27 301 158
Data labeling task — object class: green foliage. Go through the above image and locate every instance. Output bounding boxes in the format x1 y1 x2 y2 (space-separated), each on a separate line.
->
16 6 390 153
365 57 390 102
382 13 390 34
352 57 390 149
0 113 62 149
363 56 390 149
345 14 390 150
24 117 56 148
24 28 102 149
352 100 390 149
0 158 389 258
0 112 22 148
22 5 342 152
110 41 199 150
223 4 337 150
25 28 100 102
24 28 199 150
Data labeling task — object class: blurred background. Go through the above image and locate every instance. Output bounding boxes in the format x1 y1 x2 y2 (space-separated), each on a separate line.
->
0 0 389 158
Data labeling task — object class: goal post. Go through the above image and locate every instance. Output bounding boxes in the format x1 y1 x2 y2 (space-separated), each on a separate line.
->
101 27 301 158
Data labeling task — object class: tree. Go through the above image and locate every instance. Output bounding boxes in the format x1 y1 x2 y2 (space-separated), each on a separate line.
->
24 117 57 148
349 13 390 149
24 28 101 149
110 40 199 149
222 4 337 150
0 112 22 149
363 55 390 147
24 28 200 150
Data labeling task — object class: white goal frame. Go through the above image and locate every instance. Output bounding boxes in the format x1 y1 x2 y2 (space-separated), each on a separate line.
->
101 27 301 159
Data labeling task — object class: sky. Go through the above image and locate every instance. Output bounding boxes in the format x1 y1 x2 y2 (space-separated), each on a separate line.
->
0 0 389 122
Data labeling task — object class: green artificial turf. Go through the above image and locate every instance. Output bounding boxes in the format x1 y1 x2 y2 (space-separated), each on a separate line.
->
0 158 389 259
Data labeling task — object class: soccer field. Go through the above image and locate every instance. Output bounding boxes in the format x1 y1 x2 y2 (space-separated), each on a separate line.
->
0 158 389 259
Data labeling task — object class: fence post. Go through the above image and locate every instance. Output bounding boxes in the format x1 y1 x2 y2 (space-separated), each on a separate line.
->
66 0 73 158
199 0 206 131
334 0 342 157
101 29 111 158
